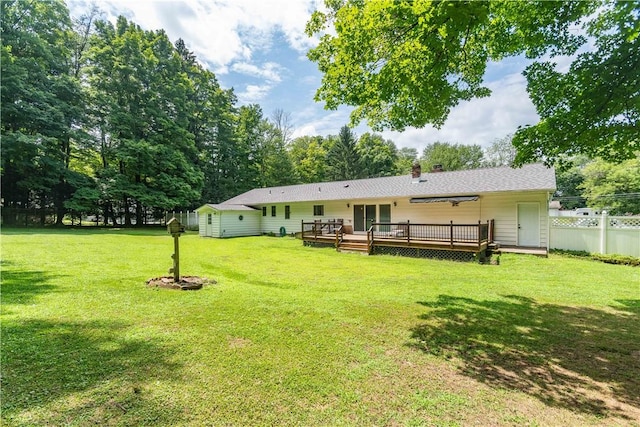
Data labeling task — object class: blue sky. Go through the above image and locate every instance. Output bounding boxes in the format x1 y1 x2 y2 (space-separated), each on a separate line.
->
67 0 542 152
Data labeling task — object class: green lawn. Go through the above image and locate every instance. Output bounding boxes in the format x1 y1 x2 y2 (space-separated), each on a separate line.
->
2 228 639 426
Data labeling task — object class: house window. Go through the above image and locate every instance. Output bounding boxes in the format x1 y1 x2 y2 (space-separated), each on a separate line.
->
262 206 267 217
285 205 290 220
207 214 212 225
313 205 324 216
271 206 276 217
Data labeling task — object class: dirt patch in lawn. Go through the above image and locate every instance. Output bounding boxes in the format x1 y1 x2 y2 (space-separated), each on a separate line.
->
146 276 216 290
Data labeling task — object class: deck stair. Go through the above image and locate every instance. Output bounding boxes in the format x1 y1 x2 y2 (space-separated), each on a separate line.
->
337 239 369 254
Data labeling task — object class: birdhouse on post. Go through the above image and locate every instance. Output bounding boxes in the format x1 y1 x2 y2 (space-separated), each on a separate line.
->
167 217 186 236
167 217 185 282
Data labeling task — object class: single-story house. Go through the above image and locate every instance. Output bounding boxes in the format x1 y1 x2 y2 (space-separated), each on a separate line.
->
196 163 556 251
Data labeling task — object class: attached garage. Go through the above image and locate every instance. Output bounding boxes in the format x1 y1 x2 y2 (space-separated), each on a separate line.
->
195 204 260 238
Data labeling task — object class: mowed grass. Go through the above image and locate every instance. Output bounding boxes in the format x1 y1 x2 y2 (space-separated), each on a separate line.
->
1 228 639 426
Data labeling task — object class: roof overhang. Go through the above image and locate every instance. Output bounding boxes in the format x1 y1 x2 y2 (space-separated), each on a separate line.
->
195 204 258 213
410 195 479 204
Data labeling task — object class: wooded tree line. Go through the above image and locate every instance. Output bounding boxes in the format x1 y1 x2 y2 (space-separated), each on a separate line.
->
0 0 518 227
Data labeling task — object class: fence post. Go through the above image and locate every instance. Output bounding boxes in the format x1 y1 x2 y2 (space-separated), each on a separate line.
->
600 211 608 254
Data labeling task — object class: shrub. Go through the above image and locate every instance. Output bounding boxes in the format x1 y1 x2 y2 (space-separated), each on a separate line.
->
551 249 639 266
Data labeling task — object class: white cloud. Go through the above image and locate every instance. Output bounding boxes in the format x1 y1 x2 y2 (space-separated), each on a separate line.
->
291 108 353 138
231 62 283 83
237 84 273 103
68 0 317 68
292 71 539 151
381 72 539 151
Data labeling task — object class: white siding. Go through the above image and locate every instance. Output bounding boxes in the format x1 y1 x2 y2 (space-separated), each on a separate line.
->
211 211 221 237
196 206 258 238
197 207 220 237
481 192 549 248
255 201 352 235
254 191 549 246
198 211 208 236
219 211 261 237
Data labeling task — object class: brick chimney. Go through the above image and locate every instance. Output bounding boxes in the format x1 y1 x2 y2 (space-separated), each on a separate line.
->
411 162 422 183
411 162 421 178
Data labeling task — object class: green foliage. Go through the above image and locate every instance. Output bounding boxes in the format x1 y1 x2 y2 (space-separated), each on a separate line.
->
85 17 204 225
395 146 418 175
326 125 362 180
550 249 640 267
307 1 636 164
1 0 86 225
356 133 398 178
580 157 640 215
552 156 589 210
289 136 328 183
421 142 484 171
514 1 640 165
482 134 517 167
307 0 593 131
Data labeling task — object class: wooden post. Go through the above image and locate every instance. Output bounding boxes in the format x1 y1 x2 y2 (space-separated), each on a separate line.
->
172 234 180 282
406 220 410 243
450 220 454 248
167 217 185 282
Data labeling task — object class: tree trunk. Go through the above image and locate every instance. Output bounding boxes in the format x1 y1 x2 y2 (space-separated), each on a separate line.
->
123 196 132 226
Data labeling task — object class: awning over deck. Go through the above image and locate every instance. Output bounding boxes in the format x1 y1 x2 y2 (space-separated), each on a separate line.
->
410 195 479 204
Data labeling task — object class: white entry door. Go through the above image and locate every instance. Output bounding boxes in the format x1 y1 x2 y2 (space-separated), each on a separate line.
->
517 203 540 247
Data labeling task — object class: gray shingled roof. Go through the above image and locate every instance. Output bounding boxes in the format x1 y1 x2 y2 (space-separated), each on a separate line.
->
198 204 259 212
222 163 556 206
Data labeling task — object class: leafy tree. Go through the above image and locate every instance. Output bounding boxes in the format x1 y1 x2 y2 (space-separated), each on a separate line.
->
1 0 85 225
483 134 517 167
326 126 362 181
289 136 328 183
580 157 640 215
261 126 298 188
552 156 590 210
356 133 398 178
85 17 203 224
306 1 637 164
174 38 239 205
395 147 419 175
421 142 484 172
514 1 639 165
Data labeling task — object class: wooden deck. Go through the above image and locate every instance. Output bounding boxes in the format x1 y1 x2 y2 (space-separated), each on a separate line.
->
301 220 495 260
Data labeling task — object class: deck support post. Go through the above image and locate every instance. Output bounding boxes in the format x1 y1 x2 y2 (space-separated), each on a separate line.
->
450 220 454 248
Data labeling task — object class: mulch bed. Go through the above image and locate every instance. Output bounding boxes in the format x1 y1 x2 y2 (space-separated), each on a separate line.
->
146 276 216 290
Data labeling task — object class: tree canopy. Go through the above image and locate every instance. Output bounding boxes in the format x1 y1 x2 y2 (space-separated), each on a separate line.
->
306 0 638 165
421 142 484 171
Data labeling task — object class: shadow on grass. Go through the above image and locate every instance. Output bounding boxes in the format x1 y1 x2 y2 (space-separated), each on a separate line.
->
1 318 184 425
0 261 59 307
409 295 640 419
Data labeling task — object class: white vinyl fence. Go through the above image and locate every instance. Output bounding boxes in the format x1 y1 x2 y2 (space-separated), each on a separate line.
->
549 212 640 257
165 211 199 230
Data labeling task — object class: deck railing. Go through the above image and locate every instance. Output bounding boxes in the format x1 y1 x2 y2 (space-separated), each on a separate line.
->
368 220 493 249
301 219 344 240
302 219 494 252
